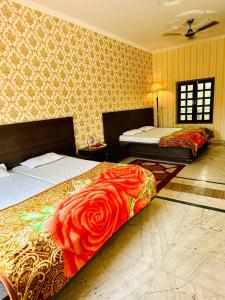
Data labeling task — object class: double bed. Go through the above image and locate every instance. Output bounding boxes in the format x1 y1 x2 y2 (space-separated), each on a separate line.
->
0 117 156 300
119 127 182 144
0 117 99 210
0 156 99 211
103 108 211 164
0 173 52 211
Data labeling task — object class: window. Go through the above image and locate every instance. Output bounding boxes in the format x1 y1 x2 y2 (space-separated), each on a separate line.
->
177 77 214 123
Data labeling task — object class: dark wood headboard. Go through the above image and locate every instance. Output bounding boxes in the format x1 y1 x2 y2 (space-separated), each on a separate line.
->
0 117 76 169
103 108 154 161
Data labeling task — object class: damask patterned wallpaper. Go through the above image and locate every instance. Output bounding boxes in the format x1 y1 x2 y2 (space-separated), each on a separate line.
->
0 0 152 148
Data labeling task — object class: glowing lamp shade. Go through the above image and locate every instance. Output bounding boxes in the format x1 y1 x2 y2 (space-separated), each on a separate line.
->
151 82 163 92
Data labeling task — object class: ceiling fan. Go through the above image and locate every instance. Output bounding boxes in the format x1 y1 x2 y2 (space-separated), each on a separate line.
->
164 18 219 38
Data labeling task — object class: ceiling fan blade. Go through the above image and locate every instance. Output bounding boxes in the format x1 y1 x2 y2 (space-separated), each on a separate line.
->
195 21 219 32
163 32 182 36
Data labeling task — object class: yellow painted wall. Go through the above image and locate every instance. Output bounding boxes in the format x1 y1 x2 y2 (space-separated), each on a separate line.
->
0 0 152 148
152 37 225 140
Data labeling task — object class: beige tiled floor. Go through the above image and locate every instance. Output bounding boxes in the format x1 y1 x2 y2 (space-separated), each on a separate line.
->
54 144 225 300
177 144 225 183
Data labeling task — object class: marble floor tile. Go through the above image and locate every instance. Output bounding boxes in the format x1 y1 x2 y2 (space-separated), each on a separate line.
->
178 205 225 231
140 200 188 267
161 249 225 297
189 253 225 296
160 243 211 280
158 188 225 211
165 182 225 199
133 269 224 300
178 145 225 183
169 225 225 254
172 177 225 192
159 204 225 296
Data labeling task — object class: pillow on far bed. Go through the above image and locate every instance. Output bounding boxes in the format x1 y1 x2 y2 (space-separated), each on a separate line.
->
123 129 143 136
0 164 11 178
20 153 64 169
139 126 155 132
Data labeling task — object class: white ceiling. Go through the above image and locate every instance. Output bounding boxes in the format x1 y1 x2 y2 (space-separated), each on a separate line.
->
13 0 225 52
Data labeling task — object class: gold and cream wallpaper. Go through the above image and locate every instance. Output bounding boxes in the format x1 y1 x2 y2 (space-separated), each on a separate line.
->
0 0 152 148
152 37 225 140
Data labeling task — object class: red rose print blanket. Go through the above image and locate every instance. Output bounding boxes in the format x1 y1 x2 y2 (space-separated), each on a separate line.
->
0 162 156 300
159 127 214 155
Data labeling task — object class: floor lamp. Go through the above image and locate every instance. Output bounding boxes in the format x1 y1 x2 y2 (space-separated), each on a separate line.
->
150 82 164 127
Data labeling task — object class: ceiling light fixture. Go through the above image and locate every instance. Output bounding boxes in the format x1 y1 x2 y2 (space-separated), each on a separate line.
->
156 0 183 7
163 10 219 39
168 10 216 30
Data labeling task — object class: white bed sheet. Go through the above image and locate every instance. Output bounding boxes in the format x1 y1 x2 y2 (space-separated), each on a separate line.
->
0 173 53 210
119 128 182 144
13 156 99 184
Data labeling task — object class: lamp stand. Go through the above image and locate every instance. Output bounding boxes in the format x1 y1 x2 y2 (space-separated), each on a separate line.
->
156 91 160 127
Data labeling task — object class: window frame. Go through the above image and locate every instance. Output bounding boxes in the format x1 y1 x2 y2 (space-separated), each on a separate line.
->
177 77 215 124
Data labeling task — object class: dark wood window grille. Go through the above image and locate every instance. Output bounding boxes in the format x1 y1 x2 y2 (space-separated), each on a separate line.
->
177 77 214 124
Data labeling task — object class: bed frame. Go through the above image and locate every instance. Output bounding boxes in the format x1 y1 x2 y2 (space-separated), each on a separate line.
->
0 117 76 169
103 108 154 162
102 108 208 164
0 117 77 300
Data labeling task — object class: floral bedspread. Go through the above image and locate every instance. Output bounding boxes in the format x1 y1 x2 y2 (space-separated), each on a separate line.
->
159 127 214 155
0 162 156 300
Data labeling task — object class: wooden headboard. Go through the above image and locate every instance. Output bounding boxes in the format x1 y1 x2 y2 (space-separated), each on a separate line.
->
102 108 154 161
0 117 76 169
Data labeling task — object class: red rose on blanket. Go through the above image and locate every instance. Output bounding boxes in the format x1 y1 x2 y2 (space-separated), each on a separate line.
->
133 197 149 214
95 165 146 199
47 183 130 278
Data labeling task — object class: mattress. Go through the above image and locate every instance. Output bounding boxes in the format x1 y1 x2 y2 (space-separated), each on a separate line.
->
13 156 100 184
119 128 182 144
0 173 53 210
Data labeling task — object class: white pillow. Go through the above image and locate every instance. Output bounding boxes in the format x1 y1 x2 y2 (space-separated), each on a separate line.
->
123 129 143 136
0 164 11 178
20 153 64 169
139 126 155 132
